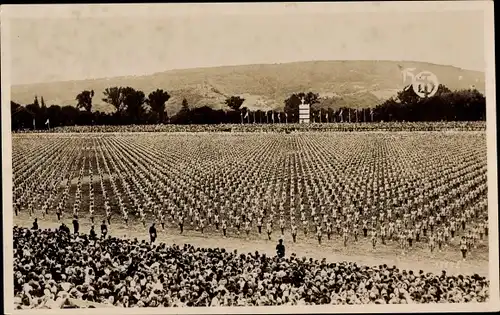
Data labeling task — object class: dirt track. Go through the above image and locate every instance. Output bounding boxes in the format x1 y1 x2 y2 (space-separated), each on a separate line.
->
12 212 489 277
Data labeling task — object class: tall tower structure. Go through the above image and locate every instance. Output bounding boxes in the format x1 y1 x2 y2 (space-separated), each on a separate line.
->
298 97 310 124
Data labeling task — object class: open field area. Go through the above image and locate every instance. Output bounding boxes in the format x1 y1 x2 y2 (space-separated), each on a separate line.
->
13 213 488 277
12 131 489 277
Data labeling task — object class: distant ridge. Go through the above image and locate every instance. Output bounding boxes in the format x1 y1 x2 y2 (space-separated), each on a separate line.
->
11 60 484 115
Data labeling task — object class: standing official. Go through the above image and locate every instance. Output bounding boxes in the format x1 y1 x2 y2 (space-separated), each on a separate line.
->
101 220 108 239
149 223 157 244
72 216 79 234
276 239 285 258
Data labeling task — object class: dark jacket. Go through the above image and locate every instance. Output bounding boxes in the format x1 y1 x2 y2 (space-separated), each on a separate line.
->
276 244 285 258
149 226 157 237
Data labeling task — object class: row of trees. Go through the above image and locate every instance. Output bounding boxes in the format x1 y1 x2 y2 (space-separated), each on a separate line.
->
76 87 172 124
374 84 486 122
11 87 172 130
10 84 485 130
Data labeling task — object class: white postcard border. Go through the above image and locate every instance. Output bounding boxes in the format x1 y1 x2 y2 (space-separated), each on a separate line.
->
1 2 498 314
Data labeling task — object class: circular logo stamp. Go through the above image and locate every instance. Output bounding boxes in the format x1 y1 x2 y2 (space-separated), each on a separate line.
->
412 71 439 98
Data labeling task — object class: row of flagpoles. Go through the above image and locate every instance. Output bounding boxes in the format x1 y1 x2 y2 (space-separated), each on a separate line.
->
240 108 375 124
31 109 375 128
11 105 51 130
30 118 50 130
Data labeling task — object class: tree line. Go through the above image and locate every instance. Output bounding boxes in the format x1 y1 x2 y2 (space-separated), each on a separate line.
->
10 84 485 130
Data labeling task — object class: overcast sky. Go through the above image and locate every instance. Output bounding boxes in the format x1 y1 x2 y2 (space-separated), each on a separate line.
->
6 3 487 85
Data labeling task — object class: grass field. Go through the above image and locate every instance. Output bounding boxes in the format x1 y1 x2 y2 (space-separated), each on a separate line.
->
12 131 489 277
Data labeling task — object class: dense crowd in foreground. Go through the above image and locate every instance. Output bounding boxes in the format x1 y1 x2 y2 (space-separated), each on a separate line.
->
14 225 489 309
13 121 486 134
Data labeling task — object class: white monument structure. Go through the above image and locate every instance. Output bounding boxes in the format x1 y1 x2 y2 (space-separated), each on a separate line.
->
298 97 310 123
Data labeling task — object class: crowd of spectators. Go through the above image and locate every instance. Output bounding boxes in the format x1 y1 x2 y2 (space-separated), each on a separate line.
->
13 121 486 134
14 225 489 309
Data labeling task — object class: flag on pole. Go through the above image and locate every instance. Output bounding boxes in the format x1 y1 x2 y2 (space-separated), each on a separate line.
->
253 111 256 124
278 113 281 123
284 112 288 124
45 119 49 125
339 109 344 122
370 108 374 122
33 118 36 129
325 112 329 122
244 111 249 119
271 111 275 123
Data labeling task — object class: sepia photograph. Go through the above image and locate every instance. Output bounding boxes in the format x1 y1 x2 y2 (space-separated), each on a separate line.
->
1 2 498 314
